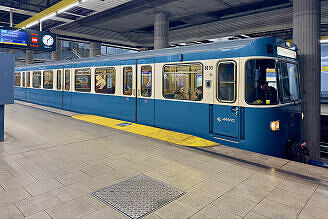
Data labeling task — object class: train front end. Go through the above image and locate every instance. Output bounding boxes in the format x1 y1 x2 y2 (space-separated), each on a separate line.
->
241 39 302 158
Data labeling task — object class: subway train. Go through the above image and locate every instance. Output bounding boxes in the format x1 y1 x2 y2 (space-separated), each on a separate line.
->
14 37 302 158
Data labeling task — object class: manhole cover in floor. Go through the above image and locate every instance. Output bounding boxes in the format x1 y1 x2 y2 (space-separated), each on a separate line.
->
92 174 184 219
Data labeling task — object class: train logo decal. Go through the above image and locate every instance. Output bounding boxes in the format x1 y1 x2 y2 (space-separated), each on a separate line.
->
217 117 235 123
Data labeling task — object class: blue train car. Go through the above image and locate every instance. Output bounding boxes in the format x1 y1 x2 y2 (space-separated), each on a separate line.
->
14 37 302 158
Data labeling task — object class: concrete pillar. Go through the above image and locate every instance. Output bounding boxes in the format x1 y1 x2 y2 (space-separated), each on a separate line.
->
154 12 169 49
293 0 321 160
51 39 61 61
90 41 101 57
26 50 34 64
0 105 4 142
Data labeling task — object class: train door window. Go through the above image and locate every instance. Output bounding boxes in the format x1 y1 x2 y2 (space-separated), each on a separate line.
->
141 66 152 97
95 67 116 94
217 62 236 102
43 70 53 89
22 72 26 87
64 70 70 91
75 68 91 92
123 67 133 95
277 62 300 103
15 72 21 86
57 70 62 90
26 72 31 87
245 59 278 105
163 63 203 101
32 71 41 88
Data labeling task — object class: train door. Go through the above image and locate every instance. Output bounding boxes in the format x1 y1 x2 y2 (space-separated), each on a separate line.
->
55 68 64 108
120 62 137 122
62 68 72 111
137 59 155 126
212 59 240 140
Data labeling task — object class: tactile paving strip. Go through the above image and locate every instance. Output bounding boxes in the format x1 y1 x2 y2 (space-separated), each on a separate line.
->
92 174 184 219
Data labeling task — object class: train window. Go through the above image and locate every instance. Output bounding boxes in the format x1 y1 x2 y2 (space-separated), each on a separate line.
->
32 71 41 88
57 70 62 90
22 72 26 87
141 66 152 97
15 72 21 86
163 64 203 101
64 70 70 91
95 67 116 94
75 68 91 92
43 70 53 89
26 72 30 87
277 62 300 103
245 59 278 105
123 67 133 95
217 62 236 102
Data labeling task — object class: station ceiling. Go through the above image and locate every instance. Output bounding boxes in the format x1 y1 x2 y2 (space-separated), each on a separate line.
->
1 0 328 48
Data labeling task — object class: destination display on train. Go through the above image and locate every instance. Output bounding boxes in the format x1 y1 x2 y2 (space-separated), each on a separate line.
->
0 28 56 51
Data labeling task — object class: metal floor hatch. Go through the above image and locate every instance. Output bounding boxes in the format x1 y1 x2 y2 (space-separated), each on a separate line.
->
92 174 184 219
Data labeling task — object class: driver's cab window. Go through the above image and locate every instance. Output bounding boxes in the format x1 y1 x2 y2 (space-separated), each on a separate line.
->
245 59 278 105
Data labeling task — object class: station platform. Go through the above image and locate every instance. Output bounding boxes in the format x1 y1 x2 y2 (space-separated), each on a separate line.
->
0 102 328 219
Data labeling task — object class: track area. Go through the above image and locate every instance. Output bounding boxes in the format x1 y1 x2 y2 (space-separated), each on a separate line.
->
0 103 328 218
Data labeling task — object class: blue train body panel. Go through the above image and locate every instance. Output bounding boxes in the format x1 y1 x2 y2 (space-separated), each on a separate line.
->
137 98 155 126
14 87 26 101
212 105 240 139
155 100 210 138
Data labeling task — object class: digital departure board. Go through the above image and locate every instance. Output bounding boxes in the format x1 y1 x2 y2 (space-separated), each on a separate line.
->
0 28 56 51
0 29 27 46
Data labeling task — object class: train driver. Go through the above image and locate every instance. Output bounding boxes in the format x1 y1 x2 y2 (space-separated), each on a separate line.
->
258 81 278 104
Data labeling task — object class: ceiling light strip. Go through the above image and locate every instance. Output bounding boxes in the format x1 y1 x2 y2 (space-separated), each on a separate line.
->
15 0 83 29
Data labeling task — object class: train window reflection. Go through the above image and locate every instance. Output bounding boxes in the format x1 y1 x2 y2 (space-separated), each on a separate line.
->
163 64 203 101
26 72 30 87
15 72 21 86
246 59 278 105
277 62 300 103
218 62 236 102
32 71 41 88
141 66 152 97
43 70 53 89
95 67 116 94
65 70 70 91
57 70 62 90
123 67 133 95
75 68 91 92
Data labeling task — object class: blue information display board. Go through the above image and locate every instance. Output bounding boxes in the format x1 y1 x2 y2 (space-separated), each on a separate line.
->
0 29 28 46
0 28 56 51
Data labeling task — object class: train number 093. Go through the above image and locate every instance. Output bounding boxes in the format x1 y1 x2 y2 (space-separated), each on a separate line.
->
204 66 214 70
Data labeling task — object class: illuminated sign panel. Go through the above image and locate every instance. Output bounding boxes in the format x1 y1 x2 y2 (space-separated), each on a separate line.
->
0 29 27 46
277 47 297 59
0 28 56 51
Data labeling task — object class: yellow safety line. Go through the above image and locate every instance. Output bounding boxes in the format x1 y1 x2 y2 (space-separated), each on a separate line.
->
72 114 219 147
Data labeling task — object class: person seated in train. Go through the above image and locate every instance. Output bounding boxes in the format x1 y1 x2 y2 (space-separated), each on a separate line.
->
192 86 203 101
96 75 106 93
257 81 278 104
174 86 186 100
142 80 152 97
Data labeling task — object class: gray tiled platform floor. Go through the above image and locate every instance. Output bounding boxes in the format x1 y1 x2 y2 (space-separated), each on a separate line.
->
0 103 328 218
